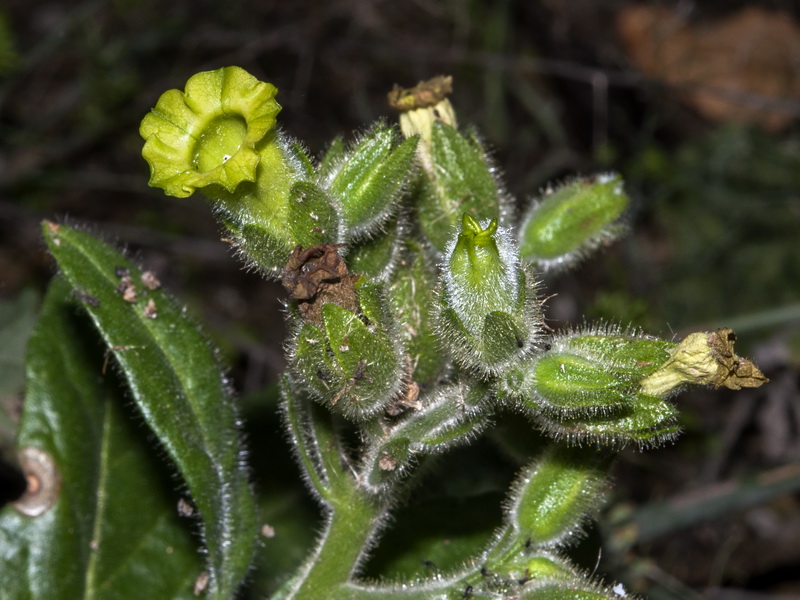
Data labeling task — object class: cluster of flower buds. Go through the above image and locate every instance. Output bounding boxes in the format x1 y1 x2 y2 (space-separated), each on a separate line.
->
140 68 767 599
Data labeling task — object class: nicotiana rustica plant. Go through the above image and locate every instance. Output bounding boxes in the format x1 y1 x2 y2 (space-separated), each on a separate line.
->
0 68 768 599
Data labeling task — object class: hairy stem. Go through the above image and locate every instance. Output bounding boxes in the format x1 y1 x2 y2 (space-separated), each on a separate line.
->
289 488 385 600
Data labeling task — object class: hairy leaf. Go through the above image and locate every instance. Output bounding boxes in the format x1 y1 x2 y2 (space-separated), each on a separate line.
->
0 278 200 599
41 222 256 599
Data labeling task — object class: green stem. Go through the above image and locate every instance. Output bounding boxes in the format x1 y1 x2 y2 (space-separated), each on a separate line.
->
290 488 385 600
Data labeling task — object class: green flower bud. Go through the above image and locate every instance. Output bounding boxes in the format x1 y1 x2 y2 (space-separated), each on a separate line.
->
507 446 608 548
440 214 542 376
506 327 674 419
387 74 457 174
414 122 507 253
500 327 681 447
324 123 418 239
448 215 513 328
563 331 674 379
519 174 628 272
390 76 513 253
528 353 632 417
140 66 280 198
289 282 405 422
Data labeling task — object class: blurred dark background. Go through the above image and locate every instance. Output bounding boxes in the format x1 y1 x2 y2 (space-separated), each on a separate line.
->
1 1 800 598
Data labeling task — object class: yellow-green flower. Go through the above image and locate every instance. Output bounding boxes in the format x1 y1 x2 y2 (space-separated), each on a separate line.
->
140 66 280 198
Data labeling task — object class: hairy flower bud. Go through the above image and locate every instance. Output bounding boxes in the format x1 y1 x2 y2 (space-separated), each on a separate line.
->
447 215 517 332
290 282 405 422
506 445 608 548
323 123 418 239
500 327 682 447
388 74 457 175
439 214 542 376
519 174 629 272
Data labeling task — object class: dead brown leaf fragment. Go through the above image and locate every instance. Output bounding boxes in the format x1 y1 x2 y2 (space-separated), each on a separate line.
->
617 6 800 131
116 268 138 302
44 220 61 235
707 328 770 390
177 497 194 518
388 75 453 111
193 571 209 596
281 244 360 325
378 453 398 471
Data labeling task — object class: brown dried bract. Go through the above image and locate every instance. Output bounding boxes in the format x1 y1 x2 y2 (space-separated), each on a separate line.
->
386 356 422 417
388 75 453 111
386 380 422 417
281 244 359 325
708 328 770 390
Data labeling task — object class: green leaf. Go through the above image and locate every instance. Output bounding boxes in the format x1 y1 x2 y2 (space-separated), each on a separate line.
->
0 289 39 447
41 222 257 599
0 278 200 599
